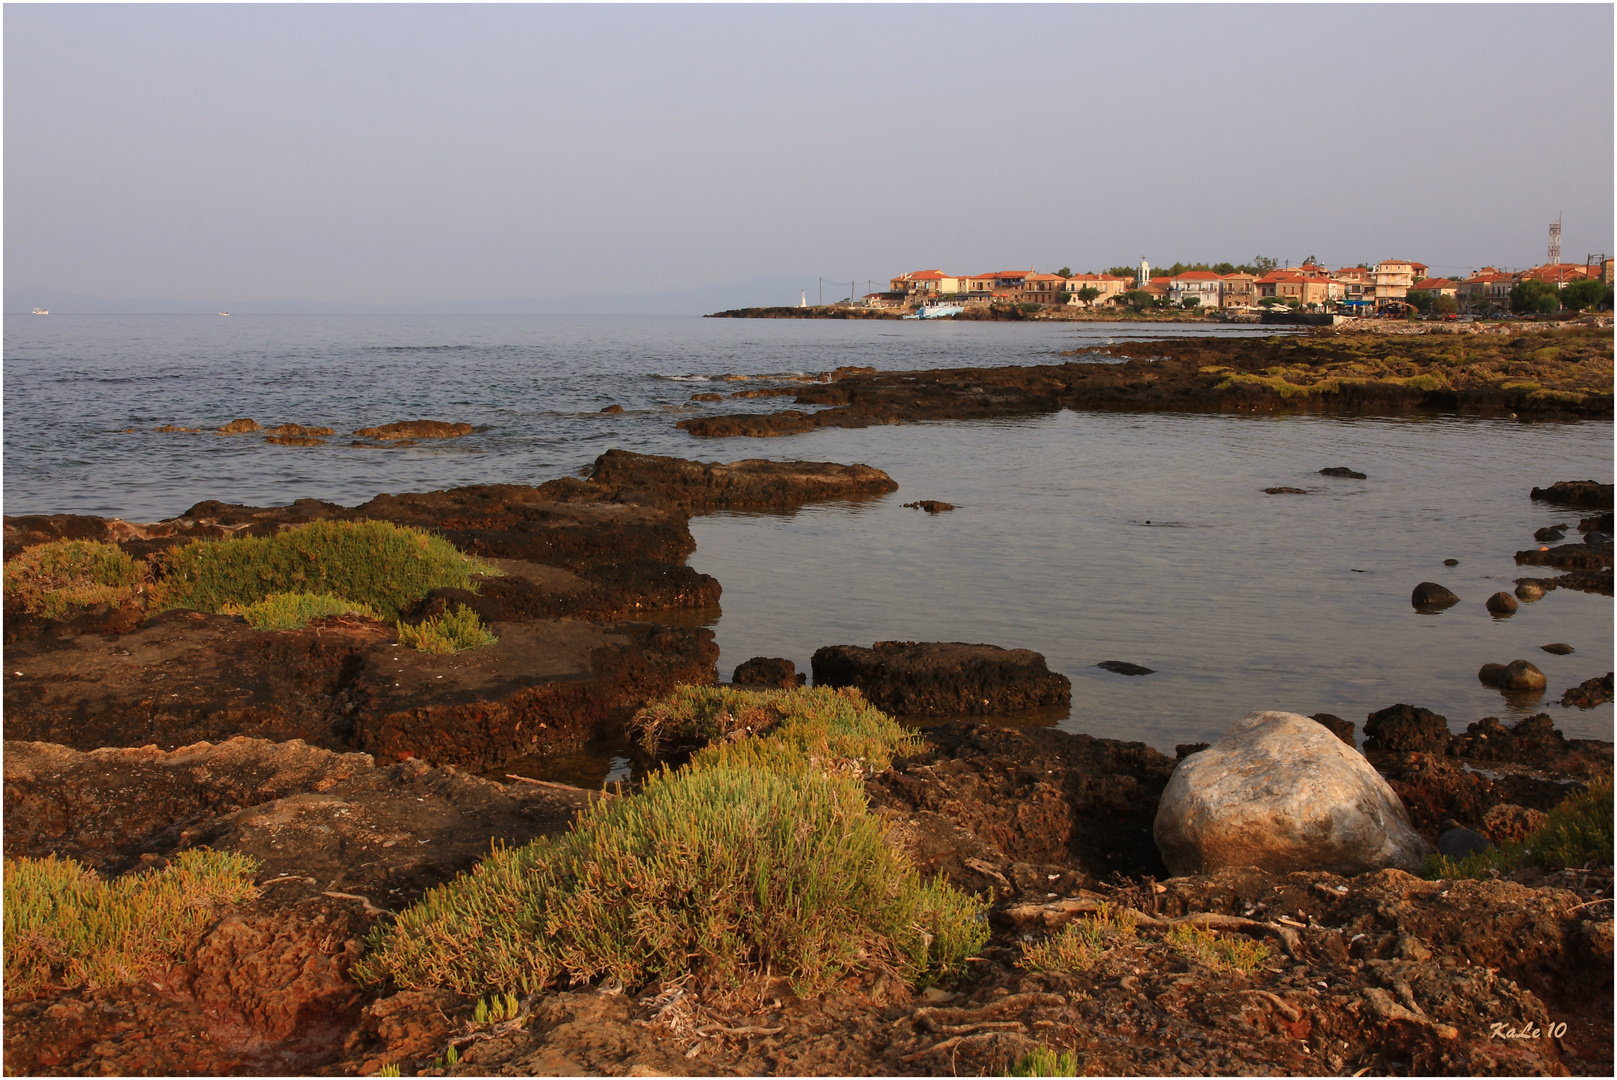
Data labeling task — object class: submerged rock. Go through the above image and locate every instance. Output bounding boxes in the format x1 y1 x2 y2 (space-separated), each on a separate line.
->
1411 581 1460 611
1319 467 1367 479
600 404 624 414
1534 525 1568 542
1097 660 1155 677
1153 711 1430 876
1541 642 1575 655
1262 486 1308 495
265 435 325 447
1478 659 1547 692
810 641 1071 717
901 500 956 513
352 420 475 440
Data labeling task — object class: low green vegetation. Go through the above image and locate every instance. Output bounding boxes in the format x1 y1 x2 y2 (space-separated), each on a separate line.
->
1166 924 1270 973
4 850 259 995
358 686 983 999
223 591 380 630
1018 903 1137 972
2 539 147 618
156 519 494 620
395 603 498 653
1007 1046 1083 1077
472 991 521 1025
1424 780 1613 880
628 683 921 767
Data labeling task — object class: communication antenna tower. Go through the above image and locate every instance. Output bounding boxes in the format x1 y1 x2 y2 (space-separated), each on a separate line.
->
1547 215 1562 266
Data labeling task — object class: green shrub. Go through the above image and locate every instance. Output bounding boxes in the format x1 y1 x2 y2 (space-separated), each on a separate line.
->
156 520 493 620
1008 1046 1083 1077
629 684 920 768
4 850 258 994
3 539 147 618
224 591 380 630
1424 780 1612 879
358 686 983 998
357 761 982 997
396 603 498 653
1165 924 1270 973
1018 903 1136 972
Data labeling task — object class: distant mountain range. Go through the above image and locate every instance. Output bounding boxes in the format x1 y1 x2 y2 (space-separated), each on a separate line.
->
4 274 834 316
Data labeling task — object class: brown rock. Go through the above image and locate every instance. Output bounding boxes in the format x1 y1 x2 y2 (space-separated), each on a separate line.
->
265 435 325 447
1411 582 1460 611
1514 581 1545 602
902 500 956 513
352 420 474 440
1478 660 1547 692
1310 712 1356 746
216 418 262 434
1561 672 1614 709
153 425 202 433
1530 480 1614 510
264 424 337 437
1263 487 1308 495
689 392 724 402
1541 642 1575 655
1481 803 1547 845
732 656 803 689
810 641 1071 717
1485 591 1519 616
1363 704 1450 754
600 404 625 414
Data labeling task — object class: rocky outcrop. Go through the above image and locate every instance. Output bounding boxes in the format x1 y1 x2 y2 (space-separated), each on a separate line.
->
216 418 262 434
1319 467 1367 479
1562 672 1615 709
1363 704 1451 753
587 449 898 510
352 420 475 440
1530 480 1614 510
1155 711 1431 876
731 656 803 688
810 641 1072 717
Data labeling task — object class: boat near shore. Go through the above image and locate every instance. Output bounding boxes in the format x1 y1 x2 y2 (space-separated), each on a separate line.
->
902 299 965 319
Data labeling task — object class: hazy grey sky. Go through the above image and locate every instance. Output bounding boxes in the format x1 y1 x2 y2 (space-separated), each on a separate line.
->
6 3 1613 304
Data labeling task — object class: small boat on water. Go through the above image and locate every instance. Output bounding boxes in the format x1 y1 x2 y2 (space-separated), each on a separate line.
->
31 308 47 315
902 300 965 320
218 312 230 316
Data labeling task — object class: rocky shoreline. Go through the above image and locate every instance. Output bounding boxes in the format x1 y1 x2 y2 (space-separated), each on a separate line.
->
4 452 1612 1077
673 326 1613 437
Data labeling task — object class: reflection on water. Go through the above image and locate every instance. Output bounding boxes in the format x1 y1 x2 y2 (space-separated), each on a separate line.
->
689 409 1613 753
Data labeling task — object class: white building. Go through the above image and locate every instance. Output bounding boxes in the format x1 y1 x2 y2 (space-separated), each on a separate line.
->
1166 271 1223 308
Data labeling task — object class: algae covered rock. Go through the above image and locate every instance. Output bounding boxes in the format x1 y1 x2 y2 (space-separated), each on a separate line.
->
1154 710 1430 877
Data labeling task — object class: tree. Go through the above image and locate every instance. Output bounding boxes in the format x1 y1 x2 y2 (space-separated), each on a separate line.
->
1077 285 1101 306
1106 266 1136 280
1509 279 1560 316
1561 276 1607 312
1121 290 1154 310
1182 296 1201 310
1302 255 1321 267
1405 289 1435 313
1433 295 1459 316
1252 256 1279 273
1055 289 1072 306
1259 297 1282 308
1056 267 1073 278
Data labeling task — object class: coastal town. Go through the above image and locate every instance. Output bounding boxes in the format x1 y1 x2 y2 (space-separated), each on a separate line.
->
870 253 1616 318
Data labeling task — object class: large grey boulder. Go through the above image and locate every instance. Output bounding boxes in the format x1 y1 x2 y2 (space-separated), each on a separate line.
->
1154 711 1431 877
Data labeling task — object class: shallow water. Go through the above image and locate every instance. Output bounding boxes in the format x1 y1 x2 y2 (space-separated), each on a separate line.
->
5 314 1611 764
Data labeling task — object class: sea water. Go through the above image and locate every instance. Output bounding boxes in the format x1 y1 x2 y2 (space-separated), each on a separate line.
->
5 314 1612 758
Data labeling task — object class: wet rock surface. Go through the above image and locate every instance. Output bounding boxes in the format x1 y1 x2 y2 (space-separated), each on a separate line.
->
811 641 1073 717
351 420 475 440
1411 581 1461 610
1562 673 1615 710
1530 480 1615 511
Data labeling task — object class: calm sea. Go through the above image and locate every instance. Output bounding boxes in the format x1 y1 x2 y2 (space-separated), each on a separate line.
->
5 314 1613 753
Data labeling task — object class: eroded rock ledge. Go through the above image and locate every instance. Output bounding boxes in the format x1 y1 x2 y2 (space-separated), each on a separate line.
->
1 451 895 771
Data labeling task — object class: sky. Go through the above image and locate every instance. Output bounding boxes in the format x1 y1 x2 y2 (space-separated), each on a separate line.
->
5 3 1614 309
